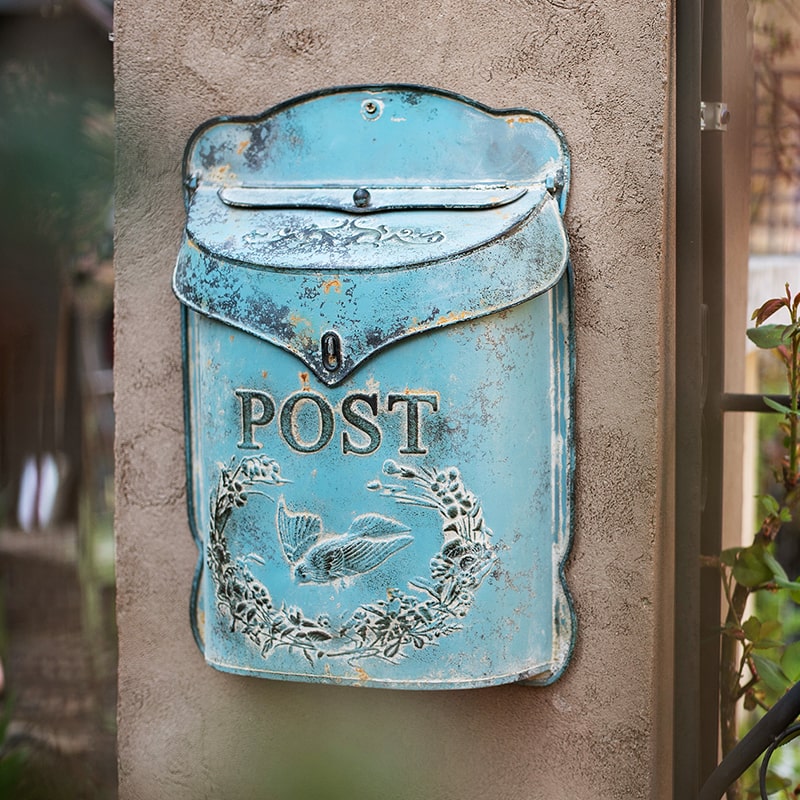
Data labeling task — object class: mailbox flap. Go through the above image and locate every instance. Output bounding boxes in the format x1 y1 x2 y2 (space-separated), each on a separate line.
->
173 86 570 385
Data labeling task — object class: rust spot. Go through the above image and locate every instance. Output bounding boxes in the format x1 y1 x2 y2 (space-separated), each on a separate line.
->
354 666 370 683
299 372 310 390
322 278 342 294
210 164 235 182
505 114 535 126
229 334 235 342
237 139 249 155
435 309 471 326
289 314 312 331
261 371 267 379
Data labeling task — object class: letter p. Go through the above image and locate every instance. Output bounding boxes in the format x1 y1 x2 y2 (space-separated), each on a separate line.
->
236 389 275 449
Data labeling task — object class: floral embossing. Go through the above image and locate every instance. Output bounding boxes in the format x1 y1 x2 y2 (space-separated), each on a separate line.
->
206 456 496 665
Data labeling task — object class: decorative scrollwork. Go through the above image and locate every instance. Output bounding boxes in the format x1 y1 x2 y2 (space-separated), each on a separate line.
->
206 455 496 665
243 219 445 248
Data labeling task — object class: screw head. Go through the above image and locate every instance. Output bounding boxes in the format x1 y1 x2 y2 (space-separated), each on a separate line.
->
353 187 371 208
360 98 383 120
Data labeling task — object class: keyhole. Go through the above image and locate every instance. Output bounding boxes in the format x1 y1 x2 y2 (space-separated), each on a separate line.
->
321 331 342 372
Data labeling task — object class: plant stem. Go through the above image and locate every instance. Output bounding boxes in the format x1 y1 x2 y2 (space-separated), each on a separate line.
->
789 328 798 483
720 581 750 800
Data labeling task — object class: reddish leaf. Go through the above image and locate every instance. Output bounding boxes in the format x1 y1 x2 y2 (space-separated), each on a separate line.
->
753 297 789 326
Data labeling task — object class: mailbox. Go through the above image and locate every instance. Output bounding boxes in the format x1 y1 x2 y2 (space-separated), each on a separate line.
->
174 85 574 689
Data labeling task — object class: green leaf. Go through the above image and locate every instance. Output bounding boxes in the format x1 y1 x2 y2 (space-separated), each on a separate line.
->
764 576 800 603
760 551 800 599
762 550 789 582
742 616 761 642
789 588 800 605
761 619 783 640
754 639 785 651
747 324 789 349
784 319 800 339
763 396 798 416
733 544 773 587
753 654 791 693
754 618 784 649
0 750 27 794
759 494 781 516
720 547 742 567
771 574 800 591
781 641 800 681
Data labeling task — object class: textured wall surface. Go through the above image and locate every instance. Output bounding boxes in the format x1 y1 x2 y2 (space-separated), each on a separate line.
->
115 1 674 797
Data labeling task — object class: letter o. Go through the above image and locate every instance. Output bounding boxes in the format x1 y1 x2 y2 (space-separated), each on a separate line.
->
279 392 335 453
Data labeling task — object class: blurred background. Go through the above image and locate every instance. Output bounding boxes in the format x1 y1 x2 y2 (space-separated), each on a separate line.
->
0 1 115 797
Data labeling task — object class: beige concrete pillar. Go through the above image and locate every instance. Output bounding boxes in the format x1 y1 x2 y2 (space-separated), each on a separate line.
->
115 2 675 797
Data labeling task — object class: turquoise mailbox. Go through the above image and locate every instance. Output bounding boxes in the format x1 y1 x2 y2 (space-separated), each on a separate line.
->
174 85 574 688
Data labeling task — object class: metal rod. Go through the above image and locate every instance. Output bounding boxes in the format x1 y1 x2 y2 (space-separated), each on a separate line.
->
674 0 706 793
720 393 794 413
698 680 800 800
759 723 800 799
700 0 726 781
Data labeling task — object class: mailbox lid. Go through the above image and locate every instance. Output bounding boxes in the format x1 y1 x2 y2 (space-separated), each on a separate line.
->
173 86 570 385
180 85 569 270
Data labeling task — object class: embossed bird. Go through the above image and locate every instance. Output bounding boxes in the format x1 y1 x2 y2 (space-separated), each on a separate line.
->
276 497 413 584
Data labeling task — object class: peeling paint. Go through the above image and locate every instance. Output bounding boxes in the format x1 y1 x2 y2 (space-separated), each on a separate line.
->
435 309 473 326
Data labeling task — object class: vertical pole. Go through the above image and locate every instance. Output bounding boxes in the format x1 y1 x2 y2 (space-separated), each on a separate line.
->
700 0 726 784
675 0 707 794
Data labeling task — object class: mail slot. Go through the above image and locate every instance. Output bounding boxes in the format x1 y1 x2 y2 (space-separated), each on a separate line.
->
174 85 575 689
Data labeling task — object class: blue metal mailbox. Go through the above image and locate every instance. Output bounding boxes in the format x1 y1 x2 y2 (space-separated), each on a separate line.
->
174 85 575 688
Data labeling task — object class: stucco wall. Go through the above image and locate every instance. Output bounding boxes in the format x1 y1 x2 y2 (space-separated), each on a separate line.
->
114 1 674 797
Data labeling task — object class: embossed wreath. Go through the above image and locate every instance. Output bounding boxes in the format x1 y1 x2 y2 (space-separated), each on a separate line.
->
206 455 497 664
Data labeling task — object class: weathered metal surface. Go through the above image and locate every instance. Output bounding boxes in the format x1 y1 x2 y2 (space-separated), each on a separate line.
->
174 85 575 689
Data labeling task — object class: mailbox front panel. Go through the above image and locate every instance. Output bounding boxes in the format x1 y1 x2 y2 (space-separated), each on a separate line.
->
175 86 575 688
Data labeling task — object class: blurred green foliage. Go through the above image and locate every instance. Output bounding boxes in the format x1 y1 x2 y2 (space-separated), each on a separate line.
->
0 13 113 263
